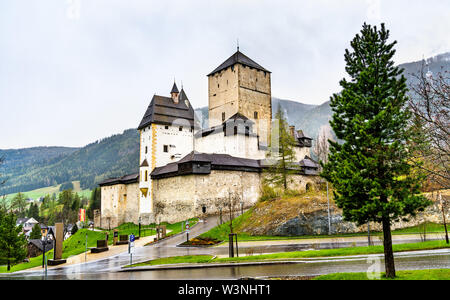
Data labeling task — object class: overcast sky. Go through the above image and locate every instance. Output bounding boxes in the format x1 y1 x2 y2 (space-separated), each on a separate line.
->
1 0 449 149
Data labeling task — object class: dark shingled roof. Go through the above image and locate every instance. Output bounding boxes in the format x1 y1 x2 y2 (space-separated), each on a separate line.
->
151 151 320 179
98 173 139 186
179 88 188 101
151 151 261 179
207 50 271 76
194 112 257 138
299 156 319 168
137 94 196 130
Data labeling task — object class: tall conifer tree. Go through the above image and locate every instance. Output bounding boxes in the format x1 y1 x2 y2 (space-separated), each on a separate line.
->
264 105 298 191
321 23 431 278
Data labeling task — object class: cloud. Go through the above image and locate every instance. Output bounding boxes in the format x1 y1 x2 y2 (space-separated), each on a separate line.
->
0 0 449 148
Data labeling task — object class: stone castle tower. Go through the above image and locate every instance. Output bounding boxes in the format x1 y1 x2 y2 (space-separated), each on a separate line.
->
207 49 272 146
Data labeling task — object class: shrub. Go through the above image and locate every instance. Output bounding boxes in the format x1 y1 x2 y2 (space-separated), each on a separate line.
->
259 185 280 202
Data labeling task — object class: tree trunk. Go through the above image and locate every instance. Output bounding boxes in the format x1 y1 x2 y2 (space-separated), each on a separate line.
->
382 216 396 278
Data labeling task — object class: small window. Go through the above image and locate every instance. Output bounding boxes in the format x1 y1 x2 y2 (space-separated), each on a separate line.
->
145 170 148 182
218 83 220 88
145 146 148 154
222 112 225 122
163 145 168 152
254 111 258 119
165 125 169 130
179 126 183 131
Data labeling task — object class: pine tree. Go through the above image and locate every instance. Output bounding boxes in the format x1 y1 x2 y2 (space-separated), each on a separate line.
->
0 209 28 271
30 223 42 239
321 23 431 278
264 105 299 191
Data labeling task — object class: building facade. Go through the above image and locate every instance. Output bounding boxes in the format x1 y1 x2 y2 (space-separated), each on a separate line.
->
99 49 319 227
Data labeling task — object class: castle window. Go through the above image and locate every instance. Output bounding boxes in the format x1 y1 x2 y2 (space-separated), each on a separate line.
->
254 111 258 119
218 83 220 88
222 112 225 122
163 145 168 152
179 126 183 131
145 146 148 154
165 125 169 130
145 170 148 182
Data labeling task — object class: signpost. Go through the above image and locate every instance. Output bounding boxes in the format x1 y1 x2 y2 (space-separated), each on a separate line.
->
185 222 190 243
129 234 135 265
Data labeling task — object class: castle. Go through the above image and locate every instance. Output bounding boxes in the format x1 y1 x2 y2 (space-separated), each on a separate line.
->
98 49 320 228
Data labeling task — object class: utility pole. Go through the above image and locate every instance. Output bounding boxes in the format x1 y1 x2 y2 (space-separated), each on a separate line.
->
327 181 331 235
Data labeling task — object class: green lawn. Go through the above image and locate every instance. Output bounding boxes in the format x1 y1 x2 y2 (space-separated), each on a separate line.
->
314 268 450 280
124 240 450 268
4 181 91 202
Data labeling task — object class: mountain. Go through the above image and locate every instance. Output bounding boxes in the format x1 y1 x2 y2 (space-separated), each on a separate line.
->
2 52 448 196
0 129 139 195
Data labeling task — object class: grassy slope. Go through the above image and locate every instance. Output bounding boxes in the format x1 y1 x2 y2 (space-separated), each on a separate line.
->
4 180 91 202
200 189 449 242
0 218 198 273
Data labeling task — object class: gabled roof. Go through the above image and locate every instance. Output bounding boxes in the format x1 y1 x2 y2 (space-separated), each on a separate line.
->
223 112 255 125
137 94 196 130
29 239 54 252
207 50 271 76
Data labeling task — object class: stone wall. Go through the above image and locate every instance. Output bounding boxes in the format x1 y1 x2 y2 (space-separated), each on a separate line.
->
100 182 140 229
262 193 450 236
100 169 321 227
152 170 262 224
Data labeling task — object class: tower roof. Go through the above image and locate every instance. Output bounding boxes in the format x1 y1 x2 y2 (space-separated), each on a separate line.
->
170 82 179 94
138 93 197 130
179 88 188 101
207 50 271 76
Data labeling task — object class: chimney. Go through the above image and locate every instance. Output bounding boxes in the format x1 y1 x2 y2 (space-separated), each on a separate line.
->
289 126 295 137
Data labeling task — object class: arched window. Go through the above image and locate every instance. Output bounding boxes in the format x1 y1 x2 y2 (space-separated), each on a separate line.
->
145 170 148 182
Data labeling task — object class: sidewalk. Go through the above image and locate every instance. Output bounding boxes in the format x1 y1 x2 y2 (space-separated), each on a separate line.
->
26 231 169 271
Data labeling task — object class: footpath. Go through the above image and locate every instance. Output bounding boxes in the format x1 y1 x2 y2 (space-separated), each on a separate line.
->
26 231 167 271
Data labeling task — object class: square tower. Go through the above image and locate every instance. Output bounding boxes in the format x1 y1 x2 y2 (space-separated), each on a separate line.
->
207 50 272 146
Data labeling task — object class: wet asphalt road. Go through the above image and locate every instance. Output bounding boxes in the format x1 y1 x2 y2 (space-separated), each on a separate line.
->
1 215 449 280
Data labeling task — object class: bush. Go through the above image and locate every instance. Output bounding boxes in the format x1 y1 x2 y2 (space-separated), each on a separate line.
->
259 185 280 202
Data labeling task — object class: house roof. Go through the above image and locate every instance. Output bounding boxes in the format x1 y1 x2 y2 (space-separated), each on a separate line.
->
207 50 271 76
98 172 139 186
137 93 197 130
29 239 54 252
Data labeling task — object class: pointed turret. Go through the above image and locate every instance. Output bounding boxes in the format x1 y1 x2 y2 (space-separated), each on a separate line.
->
171 82 179 103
